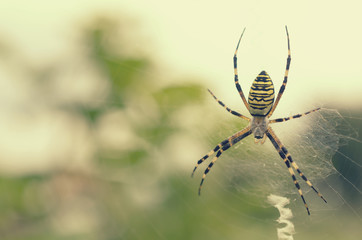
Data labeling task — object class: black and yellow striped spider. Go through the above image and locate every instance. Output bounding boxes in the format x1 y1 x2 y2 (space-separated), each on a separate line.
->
191 26 327 215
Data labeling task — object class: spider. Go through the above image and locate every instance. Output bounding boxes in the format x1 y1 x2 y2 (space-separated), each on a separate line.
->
191 26 327 215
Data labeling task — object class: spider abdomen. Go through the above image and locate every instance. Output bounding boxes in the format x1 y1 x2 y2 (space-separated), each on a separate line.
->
248 71 275 116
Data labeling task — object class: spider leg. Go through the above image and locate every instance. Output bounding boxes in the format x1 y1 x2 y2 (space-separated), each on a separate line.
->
195 126 252 195
233 28 250 111
266 127 311 215
269 108 321 124
198 149 224 195
267 128 327 203
191 144 222 177
192 126 252 177
268 26 291 118
207 89 250 121
284 149 327 203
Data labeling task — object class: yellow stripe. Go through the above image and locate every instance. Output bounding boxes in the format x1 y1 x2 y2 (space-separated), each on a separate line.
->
250 89 274 94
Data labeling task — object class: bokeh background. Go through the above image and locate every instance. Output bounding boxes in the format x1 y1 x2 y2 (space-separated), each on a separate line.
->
0 1 361 240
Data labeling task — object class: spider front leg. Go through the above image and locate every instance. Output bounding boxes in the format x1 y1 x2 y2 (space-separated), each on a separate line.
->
233 28 250 111
192 126 252 194
207 89 250 121
268 26 291 118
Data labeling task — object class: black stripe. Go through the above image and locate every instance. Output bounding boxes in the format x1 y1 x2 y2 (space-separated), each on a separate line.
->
213 145 220 152
236 83 242 92
279 84 285 94
281 146 288 153
250 92 273 96
249 105 268 110
222 144 230 151
232 130 252 144
249 104 268 108
286 58 291 70
255 78 271 82
278 150 286 159
285 159 291 168
253 82 272 86
251 86 274 90
250 113 269 117
266 132 277 148
231 111 241 116
249 102 270 106
221 140 229 146
248 98 273 103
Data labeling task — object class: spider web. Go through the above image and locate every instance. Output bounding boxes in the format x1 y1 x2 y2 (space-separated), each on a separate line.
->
201 107 361 217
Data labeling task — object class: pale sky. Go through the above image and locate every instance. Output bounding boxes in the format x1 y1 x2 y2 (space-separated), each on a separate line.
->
1 1 361 108
0 0 361 174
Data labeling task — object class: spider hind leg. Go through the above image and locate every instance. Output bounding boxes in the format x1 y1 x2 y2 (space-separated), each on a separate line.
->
266 127 327 215
282 145 327 203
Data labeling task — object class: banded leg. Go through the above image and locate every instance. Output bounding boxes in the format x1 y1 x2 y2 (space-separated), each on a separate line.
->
198 149 224 195
208 89 250 121
191 144 222 177
233 28 250 111
269 108 321 124
266 127 311 215
192 126 252 177
196 127 252 194
268 26 291 117
267 128 327 203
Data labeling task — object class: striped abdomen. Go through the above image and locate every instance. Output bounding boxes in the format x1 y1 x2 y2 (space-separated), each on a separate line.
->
248 71 275 116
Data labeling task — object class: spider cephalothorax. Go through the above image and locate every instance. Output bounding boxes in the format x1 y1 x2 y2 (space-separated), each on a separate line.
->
250 116 269 142
191 26 326 215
